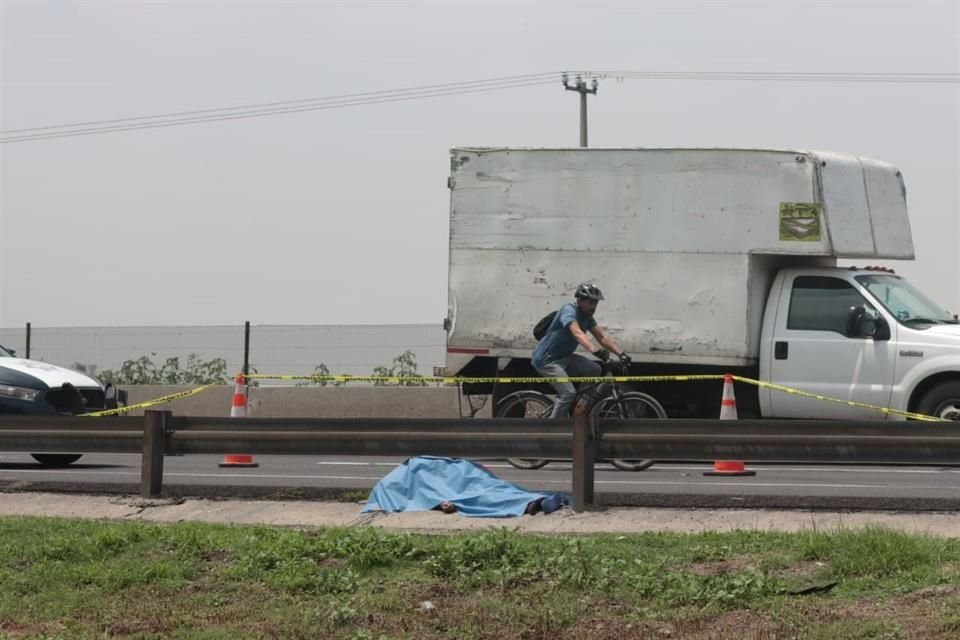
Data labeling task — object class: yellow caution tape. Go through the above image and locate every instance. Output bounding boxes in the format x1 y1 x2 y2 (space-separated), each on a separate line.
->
245 372 949 422
82 384 216 417
77 373 945 422
243 373 726 385
729 376 944 422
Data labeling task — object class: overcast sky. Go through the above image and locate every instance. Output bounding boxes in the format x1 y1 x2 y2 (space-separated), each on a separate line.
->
1 0 958 329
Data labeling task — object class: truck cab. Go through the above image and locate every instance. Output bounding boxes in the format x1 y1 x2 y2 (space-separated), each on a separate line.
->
760 267 960 420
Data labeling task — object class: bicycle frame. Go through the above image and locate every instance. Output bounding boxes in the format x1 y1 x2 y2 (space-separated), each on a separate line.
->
573 360 630 415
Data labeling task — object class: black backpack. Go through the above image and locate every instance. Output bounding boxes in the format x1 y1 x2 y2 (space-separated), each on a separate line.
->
533 310 558 340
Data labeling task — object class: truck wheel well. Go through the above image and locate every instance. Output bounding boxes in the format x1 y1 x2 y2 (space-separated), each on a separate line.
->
909 373 960 414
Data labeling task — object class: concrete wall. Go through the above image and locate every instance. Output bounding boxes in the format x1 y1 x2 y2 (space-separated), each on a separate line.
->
120 385 493 419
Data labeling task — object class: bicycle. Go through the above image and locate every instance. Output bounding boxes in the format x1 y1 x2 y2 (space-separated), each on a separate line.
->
494 359 667 471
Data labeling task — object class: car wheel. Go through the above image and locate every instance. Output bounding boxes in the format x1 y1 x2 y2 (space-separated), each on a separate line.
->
31 454 82 467
917 381 960 421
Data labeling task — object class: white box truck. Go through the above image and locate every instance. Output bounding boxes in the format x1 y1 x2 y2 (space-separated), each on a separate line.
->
444 147 960 421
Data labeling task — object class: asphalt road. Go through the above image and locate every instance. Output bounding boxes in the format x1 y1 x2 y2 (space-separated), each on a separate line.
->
2 452 960 510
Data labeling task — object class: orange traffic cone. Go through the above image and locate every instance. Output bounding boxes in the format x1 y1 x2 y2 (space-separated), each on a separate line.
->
704 373 755 477
229 373 247 419
219 374 258 468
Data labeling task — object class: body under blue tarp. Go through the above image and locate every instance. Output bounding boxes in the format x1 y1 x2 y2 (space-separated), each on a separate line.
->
363 456 568 518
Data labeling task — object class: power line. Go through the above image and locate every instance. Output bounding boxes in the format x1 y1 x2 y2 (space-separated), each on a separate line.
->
0 72 561 135
0 77 559 143
0 74 561 142
599 70 960 84
3 69 956 144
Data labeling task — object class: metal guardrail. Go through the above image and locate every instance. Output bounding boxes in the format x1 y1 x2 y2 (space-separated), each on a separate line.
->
2 412 960 511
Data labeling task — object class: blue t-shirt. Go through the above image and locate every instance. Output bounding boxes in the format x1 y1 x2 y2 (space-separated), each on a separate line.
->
531 303 597 368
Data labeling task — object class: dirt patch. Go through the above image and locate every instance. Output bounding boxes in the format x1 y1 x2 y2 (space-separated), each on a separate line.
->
670 609 784 640
861 584 960 638
351 583 960 639
899 583 960 604
201 548 232 563
107 496 186 510
5 558 31 571
938 562 960 578
556 617 667 639
773 559 828 579
0 620 36 639
316 556 346 569
782 586 960 640
417 582 458 600
687 556 756 576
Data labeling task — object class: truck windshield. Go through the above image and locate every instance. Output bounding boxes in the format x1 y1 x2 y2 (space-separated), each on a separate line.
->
856 274 958 325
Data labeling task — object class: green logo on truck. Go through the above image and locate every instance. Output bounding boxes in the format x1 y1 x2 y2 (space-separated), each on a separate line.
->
779 203 821 241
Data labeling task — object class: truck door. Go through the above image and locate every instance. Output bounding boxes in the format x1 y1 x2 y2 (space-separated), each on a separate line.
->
766 274 897 419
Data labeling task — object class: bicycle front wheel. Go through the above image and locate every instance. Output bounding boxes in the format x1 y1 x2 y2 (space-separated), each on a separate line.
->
494 391 553 470
590 391 667 472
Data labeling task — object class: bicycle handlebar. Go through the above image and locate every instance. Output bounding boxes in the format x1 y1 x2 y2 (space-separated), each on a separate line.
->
600 360 631 377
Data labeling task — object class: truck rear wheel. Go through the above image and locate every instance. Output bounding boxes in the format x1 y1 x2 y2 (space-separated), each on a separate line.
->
918 381 960 421
31 454 82 467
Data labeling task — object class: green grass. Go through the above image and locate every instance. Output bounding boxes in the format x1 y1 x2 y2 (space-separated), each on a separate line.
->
0 518 958 638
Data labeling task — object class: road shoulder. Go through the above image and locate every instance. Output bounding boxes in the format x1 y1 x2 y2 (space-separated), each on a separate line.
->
1 491 959 536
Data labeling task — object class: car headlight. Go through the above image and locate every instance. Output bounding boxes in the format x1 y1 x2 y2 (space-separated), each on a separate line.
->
0 385 41 402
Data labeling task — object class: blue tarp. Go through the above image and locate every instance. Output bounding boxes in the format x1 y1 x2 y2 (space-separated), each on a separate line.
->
363 456 569 518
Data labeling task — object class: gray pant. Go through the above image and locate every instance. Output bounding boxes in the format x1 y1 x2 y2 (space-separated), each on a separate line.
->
535 354 601 418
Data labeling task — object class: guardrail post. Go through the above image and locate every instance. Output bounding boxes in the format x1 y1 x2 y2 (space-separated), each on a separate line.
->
571 411 595 511
142 410 170 498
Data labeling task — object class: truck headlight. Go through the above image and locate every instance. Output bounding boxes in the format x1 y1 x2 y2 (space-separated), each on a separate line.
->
0 385 41 402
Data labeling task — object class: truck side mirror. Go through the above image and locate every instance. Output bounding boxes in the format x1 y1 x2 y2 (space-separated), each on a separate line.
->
846 306 890 340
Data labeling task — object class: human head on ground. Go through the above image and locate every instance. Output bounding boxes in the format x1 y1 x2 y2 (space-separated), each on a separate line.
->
436 500 456 514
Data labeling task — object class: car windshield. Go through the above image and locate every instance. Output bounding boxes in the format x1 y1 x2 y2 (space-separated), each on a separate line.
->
856 274 958 325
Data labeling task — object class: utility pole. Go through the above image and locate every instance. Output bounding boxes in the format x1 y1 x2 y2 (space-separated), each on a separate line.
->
563 73 598 147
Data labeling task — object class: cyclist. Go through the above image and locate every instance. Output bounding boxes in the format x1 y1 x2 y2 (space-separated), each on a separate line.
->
531 282 631 418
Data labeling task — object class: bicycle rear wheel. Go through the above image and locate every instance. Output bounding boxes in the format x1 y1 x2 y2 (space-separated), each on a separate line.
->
494 391 553 470
590 391 666 471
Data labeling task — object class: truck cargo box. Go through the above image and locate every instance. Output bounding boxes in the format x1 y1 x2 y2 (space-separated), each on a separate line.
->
446 148 914 368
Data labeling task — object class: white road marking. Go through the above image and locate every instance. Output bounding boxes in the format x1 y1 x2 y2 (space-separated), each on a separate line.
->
313 461 960 475
0 469 383 481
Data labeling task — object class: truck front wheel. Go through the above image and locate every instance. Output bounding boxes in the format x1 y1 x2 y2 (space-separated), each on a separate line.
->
917 381 960 421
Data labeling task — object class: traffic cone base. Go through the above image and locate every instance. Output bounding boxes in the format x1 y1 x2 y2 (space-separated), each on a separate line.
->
219 454 259 468
703 460 756 476
704 373 755 477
